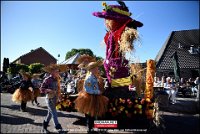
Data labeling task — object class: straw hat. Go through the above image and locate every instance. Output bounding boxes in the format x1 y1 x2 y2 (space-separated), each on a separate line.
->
78 63 87 69
85 60 103 71
92 1 143 28
57 64 69 72
42 64 60 73
76 54 96 64
77 54 96 69
43 64 69 73
32 73 42 78
20 71 31 79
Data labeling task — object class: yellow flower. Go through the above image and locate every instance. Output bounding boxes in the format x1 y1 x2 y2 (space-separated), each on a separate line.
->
87 82 91 87
119 98 125 103
56 104 61 110
102 2 107 7
119 106 125 111
62 101 68 107
146 98 151 102
138 105 142 109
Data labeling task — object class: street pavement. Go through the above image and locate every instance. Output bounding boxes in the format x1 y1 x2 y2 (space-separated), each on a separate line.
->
158 97 199 134
1 93 199 134
1 93 87 134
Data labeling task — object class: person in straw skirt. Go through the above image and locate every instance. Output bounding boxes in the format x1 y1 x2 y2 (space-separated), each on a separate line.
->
12 71 34 112
74 60 109 133
31 73 41 106
76 54 96 93
40 64 63 133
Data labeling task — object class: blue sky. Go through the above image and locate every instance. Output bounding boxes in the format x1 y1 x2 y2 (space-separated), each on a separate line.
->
1 1 199 70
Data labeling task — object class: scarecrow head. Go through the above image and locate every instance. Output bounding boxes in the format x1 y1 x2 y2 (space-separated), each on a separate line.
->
93 1 143 31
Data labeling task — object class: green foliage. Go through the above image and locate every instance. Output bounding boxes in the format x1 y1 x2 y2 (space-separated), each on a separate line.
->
7 63 44 75
17 64 29 72
3 58 9 72
7 63 29 75
29 63 45 74
65 49 78 60
78 48 94 56
65 48 94 60
95 55 104 61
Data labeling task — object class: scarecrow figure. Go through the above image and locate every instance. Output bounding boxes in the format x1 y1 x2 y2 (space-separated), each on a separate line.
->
93 1 143 84
91 1 159 130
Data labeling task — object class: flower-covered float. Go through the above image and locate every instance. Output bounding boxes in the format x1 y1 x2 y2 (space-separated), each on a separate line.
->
56 1 160 132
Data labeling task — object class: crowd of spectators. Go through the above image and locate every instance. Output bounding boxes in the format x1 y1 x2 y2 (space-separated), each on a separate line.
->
153 76 199 104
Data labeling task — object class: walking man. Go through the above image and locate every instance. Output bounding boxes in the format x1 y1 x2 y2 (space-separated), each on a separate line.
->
40 64 63 133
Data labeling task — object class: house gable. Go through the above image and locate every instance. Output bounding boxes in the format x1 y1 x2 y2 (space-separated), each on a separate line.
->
12 47 57 66
155 29 199 70
155 29 199 78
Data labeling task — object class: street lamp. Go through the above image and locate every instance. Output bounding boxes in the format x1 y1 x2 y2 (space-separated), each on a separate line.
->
58 54 60 64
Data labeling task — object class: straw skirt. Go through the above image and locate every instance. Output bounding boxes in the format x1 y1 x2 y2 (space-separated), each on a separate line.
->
74 90 108 117
12 88 34 103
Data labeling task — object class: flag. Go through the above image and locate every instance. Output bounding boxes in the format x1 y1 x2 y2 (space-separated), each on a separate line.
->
170 51 180 82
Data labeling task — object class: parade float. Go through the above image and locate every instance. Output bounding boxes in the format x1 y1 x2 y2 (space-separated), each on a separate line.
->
56 1 160 132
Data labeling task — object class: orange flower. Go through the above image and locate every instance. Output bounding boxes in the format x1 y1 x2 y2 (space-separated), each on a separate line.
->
146 98 151 102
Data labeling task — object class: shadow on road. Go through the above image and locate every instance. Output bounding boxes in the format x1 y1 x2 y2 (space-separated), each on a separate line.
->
1 104 20 111
0 113 43 127
161 114 199 134
72 116 86 126
1 104 84 119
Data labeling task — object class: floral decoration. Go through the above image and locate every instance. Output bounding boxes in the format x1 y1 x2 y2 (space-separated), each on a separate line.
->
56 93 76 112
56 94 155 120
107 97 155 119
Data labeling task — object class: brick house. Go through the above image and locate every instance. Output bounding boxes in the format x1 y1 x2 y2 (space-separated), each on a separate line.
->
12 47 57 66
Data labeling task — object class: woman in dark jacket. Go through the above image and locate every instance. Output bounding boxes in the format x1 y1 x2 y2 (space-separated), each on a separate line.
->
12 72 34 112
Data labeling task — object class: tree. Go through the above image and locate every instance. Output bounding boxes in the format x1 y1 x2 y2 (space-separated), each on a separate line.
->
3 58 9 72
29 63 45 74
95 55 104 61
78 48 94 56
7 63 29 75
65 48 94 60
